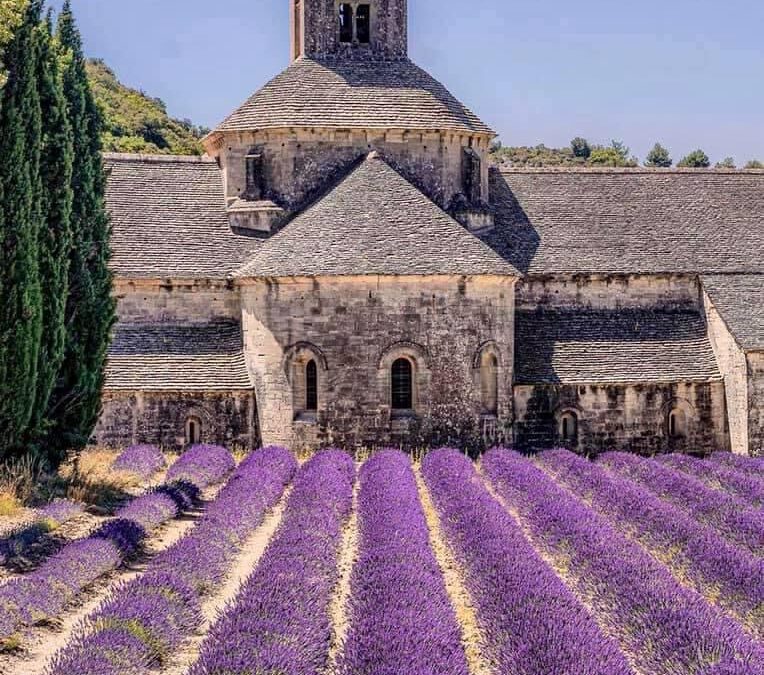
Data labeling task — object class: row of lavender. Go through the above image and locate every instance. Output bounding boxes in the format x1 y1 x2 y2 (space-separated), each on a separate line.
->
49 446 297 675
0 444 235 646
483 449 764 675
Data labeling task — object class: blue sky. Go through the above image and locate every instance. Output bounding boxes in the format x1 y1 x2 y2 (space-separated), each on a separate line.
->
52 0 763 164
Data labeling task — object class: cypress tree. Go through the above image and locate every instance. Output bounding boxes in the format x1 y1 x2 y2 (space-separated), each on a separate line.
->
47 0 114 458
0 0 44 458
29 13 73 442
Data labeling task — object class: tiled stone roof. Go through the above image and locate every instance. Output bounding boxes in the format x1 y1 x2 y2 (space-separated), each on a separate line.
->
236 153 518 278
104 154 259 279
514 308 721 385
485 168 764 275
702 274 764 351
214 57 493 135
105 322 252 391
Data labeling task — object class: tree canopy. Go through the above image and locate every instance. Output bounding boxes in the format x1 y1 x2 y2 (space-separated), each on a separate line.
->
677 149 711 168
645 142 672 168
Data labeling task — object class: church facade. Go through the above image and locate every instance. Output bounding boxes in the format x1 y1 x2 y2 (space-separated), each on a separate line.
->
95 0 764 456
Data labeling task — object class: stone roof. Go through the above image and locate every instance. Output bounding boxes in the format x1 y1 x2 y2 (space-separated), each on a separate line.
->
514 308 721 385
702 274 764 351
104 154 259 279
213 57 493 136
485 168 764 275
105 322 253 391
236 153 518 278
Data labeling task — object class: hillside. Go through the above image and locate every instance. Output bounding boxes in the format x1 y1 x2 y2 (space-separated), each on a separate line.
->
87 59 206 156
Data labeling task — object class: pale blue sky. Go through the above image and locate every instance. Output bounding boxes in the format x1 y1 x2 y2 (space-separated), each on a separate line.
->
53 0 763 164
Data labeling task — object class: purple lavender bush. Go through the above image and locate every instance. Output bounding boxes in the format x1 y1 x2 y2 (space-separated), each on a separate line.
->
485 448 764 675
189 449 354 675
538 448 764 637
710 451 764 474
600 451 764 556
47 447 297 674
112 444 166 481
39 499 85 526
165 444 235 489
115 492 179 531
423 449 633 675
338 450 470 675
657 453 764 507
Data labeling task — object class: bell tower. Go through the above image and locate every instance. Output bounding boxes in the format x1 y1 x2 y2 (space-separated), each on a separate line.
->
290 0 408 61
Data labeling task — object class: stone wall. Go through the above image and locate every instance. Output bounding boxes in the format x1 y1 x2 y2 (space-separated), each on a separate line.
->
114 280 240 323
240 274 516 451
220 129 490 214
748 352 764 456
95 391 257 450
513 381 728 454
702 287 750 454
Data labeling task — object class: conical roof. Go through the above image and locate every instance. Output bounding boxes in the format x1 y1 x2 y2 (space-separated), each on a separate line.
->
214 57 493 136
236 153 517 278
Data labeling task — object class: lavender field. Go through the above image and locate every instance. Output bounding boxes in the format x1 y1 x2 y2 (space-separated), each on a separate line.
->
0 446 762 675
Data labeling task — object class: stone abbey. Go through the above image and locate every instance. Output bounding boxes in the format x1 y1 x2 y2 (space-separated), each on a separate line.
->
96 0 764 456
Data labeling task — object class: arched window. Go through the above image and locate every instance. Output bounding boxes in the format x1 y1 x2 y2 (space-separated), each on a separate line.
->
480 352 498 415
356 4 371 43
391 358 413 411
339 4 354 43
669 408 686 438
185 416 202 446
560 412 578 444
305 359 318 412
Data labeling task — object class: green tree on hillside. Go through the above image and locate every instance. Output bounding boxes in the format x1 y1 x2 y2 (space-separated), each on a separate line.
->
30 14 74 441
715 157 736 169
46 0 114 458
0 0 44 457
645 142 672 168
0 0 26 76
570 137 591 159
745 159 764 169
677 149 710 168
589 140 638 167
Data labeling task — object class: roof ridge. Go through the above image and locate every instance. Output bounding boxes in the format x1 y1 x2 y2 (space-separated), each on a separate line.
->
103 152 214 164
495 165 764 175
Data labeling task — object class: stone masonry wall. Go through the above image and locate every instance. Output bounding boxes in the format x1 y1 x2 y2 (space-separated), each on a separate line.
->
702 287 750 454
748 352 764 456
240 274 516 451
513 381 728 454
95 391 257 450
221 130 490 214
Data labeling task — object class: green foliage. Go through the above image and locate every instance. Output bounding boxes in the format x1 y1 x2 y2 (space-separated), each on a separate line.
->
86 59 205 155
677 149 710 168
0 0 26 76
30 15 73 441
645 142 672 168
0 0 44 457
490 144 583 167
715 157 736 169
589 140 638 167
570 137 591 159
45 0 115 461
744 159 763 169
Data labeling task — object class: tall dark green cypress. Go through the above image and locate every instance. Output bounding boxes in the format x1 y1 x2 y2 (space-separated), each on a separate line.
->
0 0 44 458
47 0 114 457
29 13 73 442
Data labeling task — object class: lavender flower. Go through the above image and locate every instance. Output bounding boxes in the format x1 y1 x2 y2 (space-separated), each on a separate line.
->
538 448 764 637
423 448 632 675
112 444 166 480
39 499 85 526
710 451 764 474
657 453 764 507
47 447 297 675
190 449 354 675
600 451 764 556
484 448 764 675
165 444 235 489
115 492 178 531
339 450 470 675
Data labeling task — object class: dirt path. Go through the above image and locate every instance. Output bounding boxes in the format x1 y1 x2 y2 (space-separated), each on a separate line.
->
414 465 494 675
2 486 223 675
325 479 360 675
162 485 294 675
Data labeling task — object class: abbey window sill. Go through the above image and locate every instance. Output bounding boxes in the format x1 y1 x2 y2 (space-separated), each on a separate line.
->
294 411 318 425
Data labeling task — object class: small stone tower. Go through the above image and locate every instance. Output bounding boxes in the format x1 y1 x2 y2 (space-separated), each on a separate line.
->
291 0 408 60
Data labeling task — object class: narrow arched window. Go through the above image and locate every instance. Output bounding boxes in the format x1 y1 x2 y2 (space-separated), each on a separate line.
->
185 417 202 445
480 352 498 415
391 358 413 410
356 4 371 43
339 4 354 43
560 412 578 444
669 409 686 438
306 359 318 412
